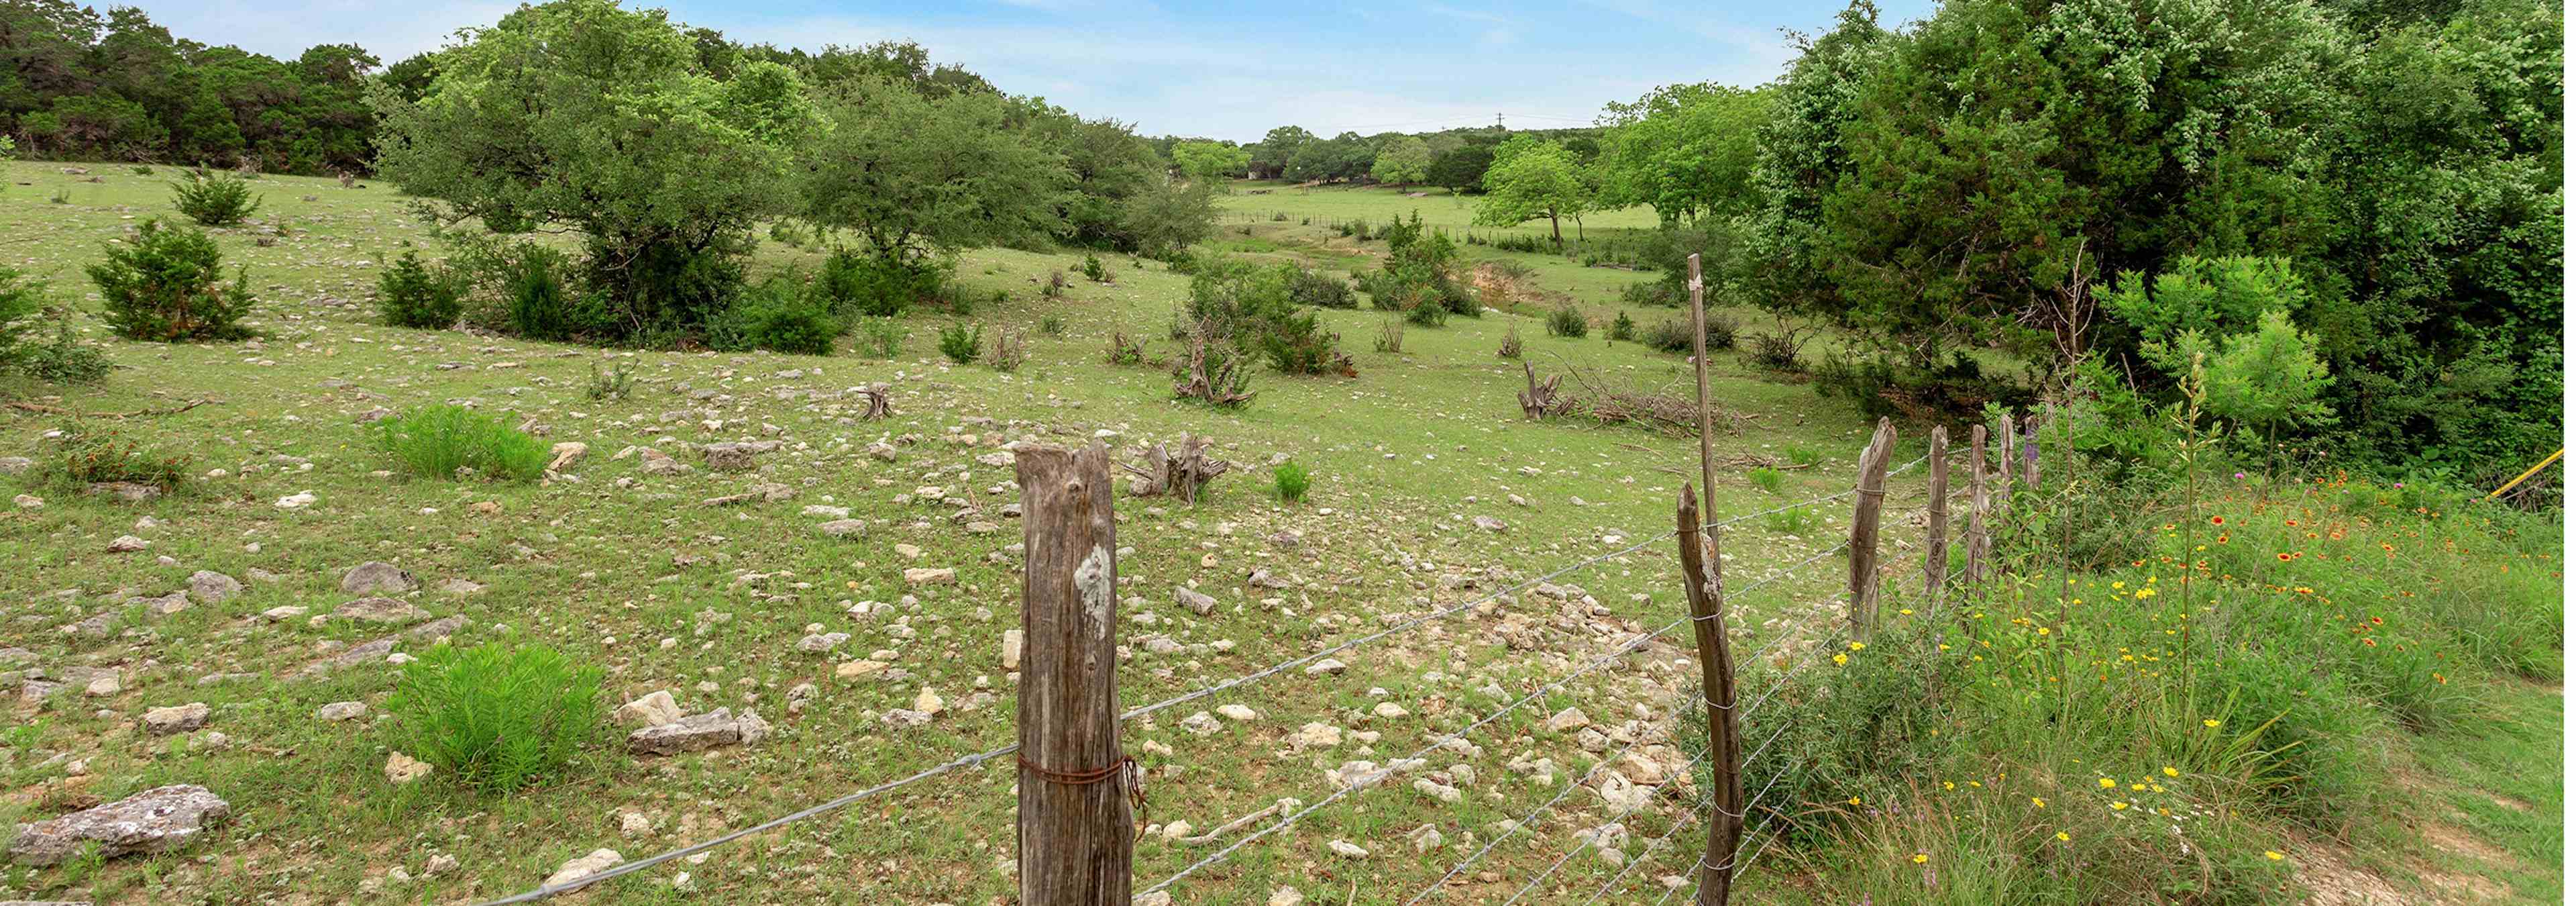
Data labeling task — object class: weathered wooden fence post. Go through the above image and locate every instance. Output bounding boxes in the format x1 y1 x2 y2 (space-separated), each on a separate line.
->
1996 412 2017 505
2020 407 2042 489
1923 426 1949 603
1686 253 1719 511
1676 483 1739 906
1016 444 1132 905
1964 424 1990 585
1847 417 1895 640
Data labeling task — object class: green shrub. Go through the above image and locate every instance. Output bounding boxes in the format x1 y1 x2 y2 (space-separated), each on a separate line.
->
989 328 1027 372
1042 270 1068 299
1259 310 1353 376
1545 303 1587 338
814 250 944 318
1039 315 1067 337
1785 445 1821 468
1105 332 1146 366
855 317 905 358
504 246 582 342
1619 280 1678 307
1609 310 1637 342
1284 267 1356 309
11 314 111 384
376 249 464 330
1373 316 1404 354
709 279 839 355
53 425 190 491
938 322 983 364
129 165 153 176
1081 253 1108 283
386 640 604 793
1748 466 1785 494
371 404 547 481
85 219 256 342
1274 462 1311 503
1648 313 1740 354
584 359 633 401
1746 331 1803 372
45 188 66 205
168 170 262 226
1497 322 1523 359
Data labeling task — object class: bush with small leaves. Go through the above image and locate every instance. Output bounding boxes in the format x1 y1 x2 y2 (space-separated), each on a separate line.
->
53 424 189 492
386 640 604 793
376 249 465 330
1610 310 1637 342
854 317 904 358
504 246 583 342
129 165 153 176
1081 253 1108 283
1040 315 1067 337
584 359 634 401
1546 303 1588 339
1274 461 1311 503
1747 332 1803 372
1106 332 1146 366
1042 270 1068 299
372 404 547 482
1497 322 1523 359
1284 267 1357 309
708 279 839 356
85 219 256 342
814 250 945 318
1374 316 1404 354
168 170 263 226
989 328 1028 372
1764 505 1815 534
938 322 983 364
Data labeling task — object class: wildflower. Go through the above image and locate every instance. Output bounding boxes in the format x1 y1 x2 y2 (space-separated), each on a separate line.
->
2163 766 2179 778
2098 778 2116 789
2265 850 2286 861
2210 515 2224 525
2276 552 2294 561
2129 783 2145 791
2203 719 2221 728
1912 853 1929 864
2362 638 2378 647
2111 801 2131 811
1849 641 1867 650
1848 797 1862 806
2032 797 2047 808
1833 653 1849 666
1899 608 1915 616
2055 832 2072 842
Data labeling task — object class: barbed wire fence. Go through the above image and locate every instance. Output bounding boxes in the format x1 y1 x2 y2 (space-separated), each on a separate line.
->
471 416 2010 905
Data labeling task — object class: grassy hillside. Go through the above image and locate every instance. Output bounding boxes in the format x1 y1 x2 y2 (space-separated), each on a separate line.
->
0 163 2557 904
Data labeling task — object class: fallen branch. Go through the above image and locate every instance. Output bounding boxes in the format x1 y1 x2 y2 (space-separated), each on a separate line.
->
5 399 215 419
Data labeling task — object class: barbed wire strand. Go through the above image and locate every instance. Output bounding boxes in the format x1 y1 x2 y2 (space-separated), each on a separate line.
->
475 452 1947 904
1506 721 1793 906
1404 726 1677 905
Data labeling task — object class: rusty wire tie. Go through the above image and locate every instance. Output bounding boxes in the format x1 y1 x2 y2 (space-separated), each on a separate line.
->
1020 752 1148 840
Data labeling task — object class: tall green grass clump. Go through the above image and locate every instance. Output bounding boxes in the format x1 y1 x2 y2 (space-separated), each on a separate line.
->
1274 462 1311 503
386 640 604 793
1748 466 1785 494
938 322 983 364
371 404 547 481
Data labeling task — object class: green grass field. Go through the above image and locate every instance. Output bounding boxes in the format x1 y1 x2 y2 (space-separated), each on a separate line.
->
0 163 2557 904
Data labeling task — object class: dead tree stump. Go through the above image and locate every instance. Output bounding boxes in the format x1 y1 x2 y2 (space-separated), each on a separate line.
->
1519 362 1560 419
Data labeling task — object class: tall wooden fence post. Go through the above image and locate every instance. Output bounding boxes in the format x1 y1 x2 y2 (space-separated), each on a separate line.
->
1996 413 2017 506
1686 253 1719 511
1847 417 1895 640
1676 483 1739 906
1964 425 1989 585
1016 444 1132 905
1923 426 1950 603
2021 406 2042 489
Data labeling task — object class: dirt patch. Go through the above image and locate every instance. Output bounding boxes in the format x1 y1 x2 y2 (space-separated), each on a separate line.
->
2287 834 2409 905
2486 795 2531 812
2420 866 2510 902
2420 821 2512 864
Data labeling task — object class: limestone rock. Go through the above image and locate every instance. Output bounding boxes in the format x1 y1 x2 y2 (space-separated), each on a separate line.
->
384 752 432 785
186 571 243 604
627 709 763 756
6 785 230 865
542 848 623 889
144 703 211 736
614 691 683 727
339 562 418 595
335 597 430 625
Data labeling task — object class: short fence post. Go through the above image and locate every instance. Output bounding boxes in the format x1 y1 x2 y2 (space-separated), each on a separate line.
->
2020 407 2042 488
1965 425 1989 585
1015 444 1132 905
1676 483 1739 906
1996 412 2017 507
1847 417 1895 640
1923 426 1949 603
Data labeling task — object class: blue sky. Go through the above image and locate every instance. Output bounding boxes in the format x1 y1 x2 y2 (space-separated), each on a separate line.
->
144 0 1938 142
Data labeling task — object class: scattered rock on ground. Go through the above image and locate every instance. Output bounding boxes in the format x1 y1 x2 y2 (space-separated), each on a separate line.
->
334 597 430 625
7 785 229 866
541 848 623 889
614 691 683 727
384 752 432 785
144 703 211 736
339 562 418 595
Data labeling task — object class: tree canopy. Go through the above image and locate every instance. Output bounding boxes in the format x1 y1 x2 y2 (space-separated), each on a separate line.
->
1473 136 1593 242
